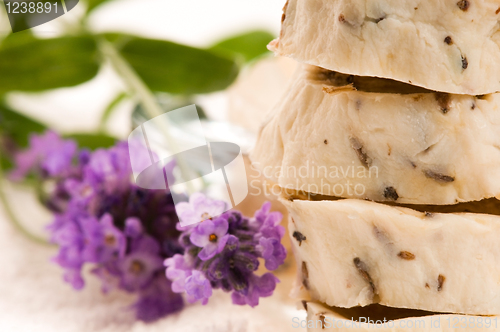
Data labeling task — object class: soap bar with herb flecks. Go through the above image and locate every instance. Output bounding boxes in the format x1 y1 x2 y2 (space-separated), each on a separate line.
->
285 198 500 315
272 0 500 95
251 65 500 205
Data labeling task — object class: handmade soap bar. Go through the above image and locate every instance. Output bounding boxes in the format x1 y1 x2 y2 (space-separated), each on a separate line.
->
271 0 500 95
285 198 500 315
251 66 500 205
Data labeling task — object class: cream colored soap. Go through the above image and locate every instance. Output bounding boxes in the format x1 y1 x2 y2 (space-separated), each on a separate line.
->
251 66 500 205
271 0 500 95
285 198 500 315
304 302 500 331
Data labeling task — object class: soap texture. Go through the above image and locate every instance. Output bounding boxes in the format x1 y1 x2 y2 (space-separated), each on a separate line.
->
285 198 500 315
251 66 500 205
271 0 500 95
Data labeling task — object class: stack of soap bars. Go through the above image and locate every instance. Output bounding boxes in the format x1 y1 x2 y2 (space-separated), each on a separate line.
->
251 0 500 330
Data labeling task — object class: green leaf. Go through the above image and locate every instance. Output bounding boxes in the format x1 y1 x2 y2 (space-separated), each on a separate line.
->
0 154 13 171
0 104 47 147
0 30 34 49
0 36 100 93
64 133 116 150
105 33 239 95
209 30 275 63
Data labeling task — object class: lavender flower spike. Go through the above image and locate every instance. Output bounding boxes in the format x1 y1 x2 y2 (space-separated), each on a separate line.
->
190 217 230 261
16 133 185 322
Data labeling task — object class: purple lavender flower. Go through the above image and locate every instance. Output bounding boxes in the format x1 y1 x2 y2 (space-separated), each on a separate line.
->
231 273 279 307
83 143 132 195
176 192 226 227
118 251 163 292
257 237 287 271
133 275 184 323
253 202 285 240
64 214 126 265
79 215 105 263
184 270 212 305
10 131 77 180
63 268 85 290
62 178 96 208
12 132 186 322
10 131 288 321
118 232 164 292
125 217 143 238
190 217 230 261
165 254 193 293
49 216 82 249
168 200 287 308
50 219 85 275
98 214 126 261
10 151 36 181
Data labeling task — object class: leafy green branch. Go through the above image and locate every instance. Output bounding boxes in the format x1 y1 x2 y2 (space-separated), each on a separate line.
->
0 0 274 151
